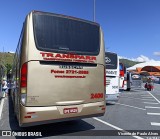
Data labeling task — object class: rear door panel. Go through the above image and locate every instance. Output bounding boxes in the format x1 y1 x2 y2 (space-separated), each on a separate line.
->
26 61 104 106
106 76 119 94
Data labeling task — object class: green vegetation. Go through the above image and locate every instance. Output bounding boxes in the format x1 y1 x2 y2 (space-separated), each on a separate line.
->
0 52 140 72
119 58 141 68
0 52 14 65
0 52 14 74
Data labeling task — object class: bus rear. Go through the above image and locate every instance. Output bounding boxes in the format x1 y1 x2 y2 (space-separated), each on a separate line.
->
124 72 142 91
130 73 142 89
105 52 119 102
119 63 126 92
14 11 106 127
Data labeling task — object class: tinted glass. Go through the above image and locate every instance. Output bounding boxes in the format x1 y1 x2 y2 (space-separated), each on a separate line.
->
131 73 141 80
33 13 100 55
105 52 117 69
119 64 123 71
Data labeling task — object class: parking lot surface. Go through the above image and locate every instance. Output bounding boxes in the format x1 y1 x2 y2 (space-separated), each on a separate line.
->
0 84 160 139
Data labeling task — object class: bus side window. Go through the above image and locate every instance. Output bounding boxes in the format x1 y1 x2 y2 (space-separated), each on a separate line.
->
124 67 126 74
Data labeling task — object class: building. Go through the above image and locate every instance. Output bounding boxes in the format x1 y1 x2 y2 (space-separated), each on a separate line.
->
127 61 160 77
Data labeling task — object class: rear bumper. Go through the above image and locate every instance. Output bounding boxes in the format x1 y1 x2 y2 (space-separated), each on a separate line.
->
119 89 124 93
19 101 105 127
106 93 119 102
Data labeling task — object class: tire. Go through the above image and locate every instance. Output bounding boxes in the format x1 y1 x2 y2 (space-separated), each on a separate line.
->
127 88 131 91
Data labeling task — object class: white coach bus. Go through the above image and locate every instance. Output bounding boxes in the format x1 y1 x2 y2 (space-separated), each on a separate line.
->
105 52 119 102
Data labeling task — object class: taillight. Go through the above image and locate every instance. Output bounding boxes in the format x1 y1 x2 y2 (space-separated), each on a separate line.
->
21 63 27 87
122 80 124 88
20 63 27 105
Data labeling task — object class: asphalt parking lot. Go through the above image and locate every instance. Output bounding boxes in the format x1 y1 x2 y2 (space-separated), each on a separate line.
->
0 83 160 139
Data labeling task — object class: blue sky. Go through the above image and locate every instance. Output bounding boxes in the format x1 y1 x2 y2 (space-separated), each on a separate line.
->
0 0 160 62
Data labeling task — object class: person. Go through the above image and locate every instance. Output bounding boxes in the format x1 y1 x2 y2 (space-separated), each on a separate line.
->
144 82 148 90
2 78 8 97
147 77 151 83
147 77 154 91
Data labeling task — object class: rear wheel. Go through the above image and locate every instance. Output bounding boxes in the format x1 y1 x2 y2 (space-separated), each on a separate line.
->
127 88 130 91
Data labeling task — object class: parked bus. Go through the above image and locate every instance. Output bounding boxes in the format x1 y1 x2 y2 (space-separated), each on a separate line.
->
124 72 142 91
11 11 106 127
123 71 131 91
119 63 126 92
105 52 119 102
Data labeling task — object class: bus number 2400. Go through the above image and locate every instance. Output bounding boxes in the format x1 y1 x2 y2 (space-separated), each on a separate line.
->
91 93 103 99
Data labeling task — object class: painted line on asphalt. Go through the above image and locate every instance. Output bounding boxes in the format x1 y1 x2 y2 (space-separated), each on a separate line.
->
112 102 146 110
141 96 151 98
142 86 160 104
151 122 160 126
143 102 159 104
141 99 156 101
93 117 144 139
120 96 148 100
147 113 160 115
151 94 160 96
145 106 160 109
141 97 153 99
147 91 160 104
0 120 5 127
0 93 5 119
122 92 146 95
0 99 4 119
141 95 150 96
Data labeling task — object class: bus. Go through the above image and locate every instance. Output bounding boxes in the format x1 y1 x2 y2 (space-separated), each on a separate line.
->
124 72 142 91
11 11 106 127
119 63 126 92
123 71 131 91
105 52 119 102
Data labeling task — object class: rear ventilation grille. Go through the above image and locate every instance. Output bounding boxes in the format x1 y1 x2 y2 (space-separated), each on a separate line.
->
40 61 97 67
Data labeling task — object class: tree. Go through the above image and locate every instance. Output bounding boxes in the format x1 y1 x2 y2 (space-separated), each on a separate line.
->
5 63 12 74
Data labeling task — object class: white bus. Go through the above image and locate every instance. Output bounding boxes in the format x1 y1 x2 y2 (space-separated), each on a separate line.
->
11 11 106 127
105 52 119 102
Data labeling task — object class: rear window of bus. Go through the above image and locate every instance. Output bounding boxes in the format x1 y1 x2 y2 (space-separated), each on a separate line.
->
105 53 117 69
33 12 100 55
131 74 141 80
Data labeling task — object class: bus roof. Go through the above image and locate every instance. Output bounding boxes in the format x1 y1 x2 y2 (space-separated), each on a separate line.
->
29 10 100 27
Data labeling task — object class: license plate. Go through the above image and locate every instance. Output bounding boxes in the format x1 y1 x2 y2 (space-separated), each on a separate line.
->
63 107 78 114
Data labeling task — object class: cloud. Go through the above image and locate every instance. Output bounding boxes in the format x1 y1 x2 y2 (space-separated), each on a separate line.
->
153 52 160 56
118 56 128 59
119 55 156 62
131 55 156 62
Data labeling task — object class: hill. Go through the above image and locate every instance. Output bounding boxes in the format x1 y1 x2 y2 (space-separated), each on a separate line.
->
0 52 140 68
119 58 141 68
0 52 14 66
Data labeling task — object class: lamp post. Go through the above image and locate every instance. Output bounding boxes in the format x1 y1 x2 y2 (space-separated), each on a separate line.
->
93 0 96 22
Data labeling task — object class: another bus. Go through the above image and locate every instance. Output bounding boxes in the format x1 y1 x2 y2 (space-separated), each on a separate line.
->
124 72 142 91
119 63 126 92
105 52 119 102
11 11 106 127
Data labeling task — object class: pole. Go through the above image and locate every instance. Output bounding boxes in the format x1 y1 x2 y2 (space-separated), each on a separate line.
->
3 46 5 66
93 0 96 22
